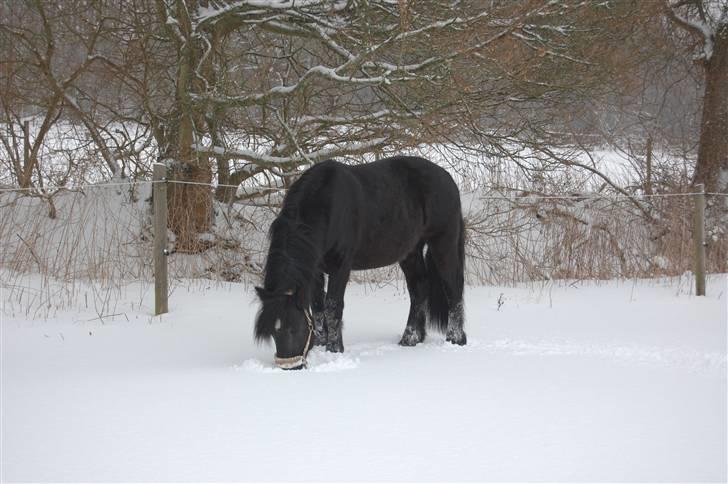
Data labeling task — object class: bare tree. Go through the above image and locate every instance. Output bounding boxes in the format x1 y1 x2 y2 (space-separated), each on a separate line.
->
0 2 128 175
4 1 712 258
664 0 727 194
127 1 577 250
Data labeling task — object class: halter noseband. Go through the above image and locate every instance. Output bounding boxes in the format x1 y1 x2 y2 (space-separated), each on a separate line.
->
274 305 315 370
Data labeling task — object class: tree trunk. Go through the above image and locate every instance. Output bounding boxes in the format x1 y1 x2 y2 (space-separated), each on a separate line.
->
167 41 213 253
645 134 653 195
693 24 728 194
693 24 728 272
167 144 213 253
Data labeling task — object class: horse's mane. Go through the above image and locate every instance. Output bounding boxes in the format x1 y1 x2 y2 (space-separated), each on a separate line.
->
255 171 324 342
261 168 323 295
255 165 337 342
262 216 318 294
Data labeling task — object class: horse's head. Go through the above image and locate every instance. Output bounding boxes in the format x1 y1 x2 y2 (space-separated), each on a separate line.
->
254 287 313 370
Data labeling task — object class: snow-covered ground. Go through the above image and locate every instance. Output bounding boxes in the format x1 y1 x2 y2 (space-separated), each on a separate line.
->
2 275 726 481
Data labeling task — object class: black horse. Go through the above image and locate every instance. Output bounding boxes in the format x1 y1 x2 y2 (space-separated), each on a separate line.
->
254 155 466 369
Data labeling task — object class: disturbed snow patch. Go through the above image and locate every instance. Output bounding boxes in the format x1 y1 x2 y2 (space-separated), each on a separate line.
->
237 359 281 373
487 339 727 373
238 338 477 373
306 348 360 372
237 336 725 375
238 348 360 373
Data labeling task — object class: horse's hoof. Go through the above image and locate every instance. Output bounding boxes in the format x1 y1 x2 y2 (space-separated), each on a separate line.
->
446 329 467 346
312 333 327 347
399 327 424 346
326 342 344 353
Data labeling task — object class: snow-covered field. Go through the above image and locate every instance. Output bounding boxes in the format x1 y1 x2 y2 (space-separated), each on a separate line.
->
2 275 726 481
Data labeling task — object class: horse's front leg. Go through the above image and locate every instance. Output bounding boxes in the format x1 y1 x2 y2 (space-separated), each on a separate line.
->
323 265 350 353
311 272 327 346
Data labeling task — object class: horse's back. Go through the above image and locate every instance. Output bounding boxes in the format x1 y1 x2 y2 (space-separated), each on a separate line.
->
283 156 461 270
350 156 461 229
347 156 461 268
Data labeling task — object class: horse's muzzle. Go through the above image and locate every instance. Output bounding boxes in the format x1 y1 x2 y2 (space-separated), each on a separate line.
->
274 308 315 370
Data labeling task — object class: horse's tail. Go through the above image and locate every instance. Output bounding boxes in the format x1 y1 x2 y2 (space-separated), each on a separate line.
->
425 246 449 333
425 216 465 334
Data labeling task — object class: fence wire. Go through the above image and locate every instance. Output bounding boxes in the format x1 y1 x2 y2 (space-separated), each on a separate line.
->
1 179 725 318
3 178 727 198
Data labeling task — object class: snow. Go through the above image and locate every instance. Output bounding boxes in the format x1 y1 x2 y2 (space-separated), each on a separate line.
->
2 275 726 481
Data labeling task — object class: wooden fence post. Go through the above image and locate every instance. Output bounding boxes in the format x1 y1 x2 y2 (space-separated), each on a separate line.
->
22 120 31 187
153 163 169 314
23 120 30 168
693 183 706 296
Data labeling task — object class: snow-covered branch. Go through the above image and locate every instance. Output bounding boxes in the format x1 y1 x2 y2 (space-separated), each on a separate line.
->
192 137 388 167
665 0 725 61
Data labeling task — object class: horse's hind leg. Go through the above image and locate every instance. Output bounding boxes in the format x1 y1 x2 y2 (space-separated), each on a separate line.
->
399 244 428 346
312 272 327 347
